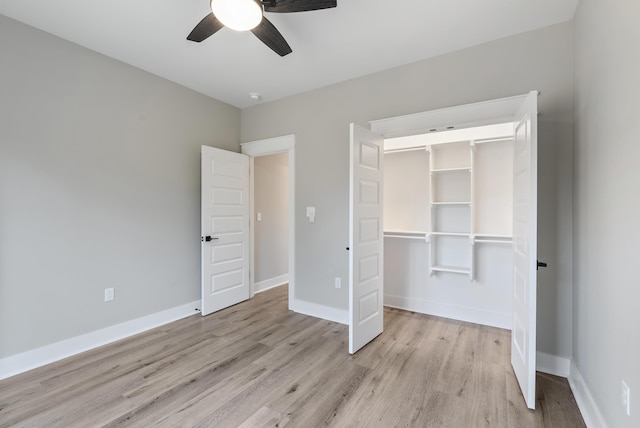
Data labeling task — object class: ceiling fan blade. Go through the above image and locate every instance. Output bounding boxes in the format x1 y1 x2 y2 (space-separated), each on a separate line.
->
187 13 225 42
263 0 337 13
251 17 292 57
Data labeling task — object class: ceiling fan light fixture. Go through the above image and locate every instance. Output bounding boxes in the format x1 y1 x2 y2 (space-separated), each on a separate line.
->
211 0 263 32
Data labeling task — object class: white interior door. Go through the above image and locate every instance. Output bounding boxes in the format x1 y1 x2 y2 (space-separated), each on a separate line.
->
201 146 250 316
511 91 538 409
349 123 384 354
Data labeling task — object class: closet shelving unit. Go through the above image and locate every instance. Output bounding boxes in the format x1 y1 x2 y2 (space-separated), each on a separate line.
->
382 130 514 282
424 136 515 280
428 141 475 278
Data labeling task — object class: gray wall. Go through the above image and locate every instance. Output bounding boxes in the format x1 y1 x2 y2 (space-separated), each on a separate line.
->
254 153 289 284
241 22 574 358
573 1 640 426
0 16 240 358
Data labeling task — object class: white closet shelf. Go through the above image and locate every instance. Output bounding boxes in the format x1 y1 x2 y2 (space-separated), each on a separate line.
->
384 230 426 235
431 232 470 237
431 265 471 274
383 230 428 241
384 234 428 241
473 234 512 245
431 167 471 173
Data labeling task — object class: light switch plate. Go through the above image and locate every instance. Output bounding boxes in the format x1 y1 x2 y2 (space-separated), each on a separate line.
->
306 206 315 217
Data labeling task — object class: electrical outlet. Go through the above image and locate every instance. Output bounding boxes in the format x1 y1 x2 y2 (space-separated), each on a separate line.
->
334 277 342 289
104 287 114 302
257 212 262 221
622 380 631 416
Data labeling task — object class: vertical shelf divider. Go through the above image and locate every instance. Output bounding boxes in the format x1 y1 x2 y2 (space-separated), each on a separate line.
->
427 145 435 276
469 140 476 281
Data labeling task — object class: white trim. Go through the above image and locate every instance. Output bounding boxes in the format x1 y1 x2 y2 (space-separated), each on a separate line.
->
291 298 348 325
568 360 608 428
241 134 295 156
248 155 256 299
0 300 199 381
384 294 511 330
254 274 289 294
370 94 529 139
384 122 514 152
536 351 570 377
241 135 295 310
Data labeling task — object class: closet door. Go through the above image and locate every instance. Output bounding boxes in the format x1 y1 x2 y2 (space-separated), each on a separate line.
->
349 123 384 354
511 91 538 409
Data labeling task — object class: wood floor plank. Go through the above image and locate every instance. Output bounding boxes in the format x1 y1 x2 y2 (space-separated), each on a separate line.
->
102 343 272 427
348 308 412 370
188 334 349 427
8 373 143 428
0 285 585 428
237 406 291 428
536 372 587 427
506 368 545 427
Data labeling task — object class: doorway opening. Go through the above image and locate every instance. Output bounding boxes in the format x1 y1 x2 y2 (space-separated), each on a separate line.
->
348 92 538 408
242 135 296 308
200 135 295 316
251 152 290 295
382 122 515 329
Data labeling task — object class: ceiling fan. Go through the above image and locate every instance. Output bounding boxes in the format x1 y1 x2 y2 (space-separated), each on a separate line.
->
187 0 337 57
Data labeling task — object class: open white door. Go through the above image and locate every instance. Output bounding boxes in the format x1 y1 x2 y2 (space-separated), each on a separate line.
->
349 123 384 354
201 146 250 316
511 91 538 409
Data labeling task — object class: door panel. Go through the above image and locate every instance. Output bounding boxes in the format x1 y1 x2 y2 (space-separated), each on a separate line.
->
201 146 250 316
511 91 538 409
349 124 384 354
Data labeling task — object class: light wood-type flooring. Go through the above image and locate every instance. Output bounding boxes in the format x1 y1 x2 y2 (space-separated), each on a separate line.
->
0 285 585 427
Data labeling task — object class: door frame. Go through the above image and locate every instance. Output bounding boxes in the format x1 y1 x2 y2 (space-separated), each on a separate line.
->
369 91 539 405
370 94 531 139
241 135 296 309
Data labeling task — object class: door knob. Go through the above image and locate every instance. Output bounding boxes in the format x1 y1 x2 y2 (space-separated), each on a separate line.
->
537 260 547 270
202 236 219 242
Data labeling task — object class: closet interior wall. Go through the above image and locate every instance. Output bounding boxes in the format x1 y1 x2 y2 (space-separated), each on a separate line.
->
383 126 515 329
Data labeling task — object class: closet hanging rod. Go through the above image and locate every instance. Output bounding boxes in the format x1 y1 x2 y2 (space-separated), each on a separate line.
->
384 146 426 154
385 136 513 153
474 239 512 244
383 234 428 240
474 136 514 145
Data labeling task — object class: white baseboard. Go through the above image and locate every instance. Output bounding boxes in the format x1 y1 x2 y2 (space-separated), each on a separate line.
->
0 300 200 381
384 294 511 330
536 351 570 377
291 298 348 325
253 274 288 294
568 360 608 428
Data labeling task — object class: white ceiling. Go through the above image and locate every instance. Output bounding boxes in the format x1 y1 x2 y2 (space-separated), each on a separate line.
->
0 0 578 108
